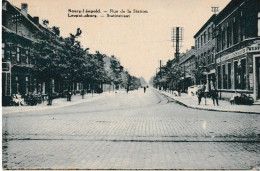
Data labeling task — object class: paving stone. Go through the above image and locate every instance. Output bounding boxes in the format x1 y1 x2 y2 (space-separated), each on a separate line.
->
2 89 260 169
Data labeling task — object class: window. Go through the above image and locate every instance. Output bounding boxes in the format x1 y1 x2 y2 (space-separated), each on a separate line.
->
26 50 29 64
217 66 221 89
221 27 226 50
207 51 211 65
211 48 215 64
234 59 246 89
222 65 227 89
2 43 5 59
208 27 211 40
240 10 245 41
258 12 260 36
240 59 246 90
233 18 238 44
26 76 29 94
17 47 20 62
228 63 231 89
204 31 207 44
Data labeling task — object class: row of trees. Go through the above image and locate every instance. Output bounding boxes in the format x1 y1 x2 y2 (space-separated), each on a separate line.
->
33 22 141 95
150 58 209 91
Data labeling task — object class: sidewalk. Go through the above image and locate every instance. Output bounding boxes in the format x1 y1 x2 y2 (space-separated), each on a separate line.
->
2 91 123 115
159 90 260 114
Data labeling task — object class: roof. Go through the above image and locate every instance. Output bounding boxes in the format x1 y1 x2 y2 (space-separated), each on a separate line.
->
214 0 245 25
194 14 216 38
2 25 38 43
6 1 44 34
5 1 59 38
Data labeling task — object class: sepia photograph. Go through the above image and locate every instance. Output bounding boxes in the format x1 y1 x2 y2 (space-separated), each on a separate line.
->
1 0 260 170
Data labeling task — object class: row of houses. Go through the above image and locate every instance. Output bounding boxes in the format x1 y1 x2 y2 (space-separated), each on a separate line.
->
1 0 137 106
174 0 260 101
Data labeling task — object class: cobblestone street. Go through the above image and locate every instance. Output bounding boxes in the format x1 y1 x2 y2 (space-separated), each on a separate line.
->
2 88 260 170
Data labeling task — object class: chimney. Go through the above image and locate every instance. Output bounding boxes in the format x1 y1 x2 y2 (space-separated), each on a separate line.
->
2 0 8 11
21 3 28 16
32 17 39 24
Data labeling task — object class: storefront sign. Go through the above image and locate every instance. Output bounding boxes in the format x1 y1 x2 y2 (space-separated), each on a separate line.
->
247 45 260 53
216 48 247 63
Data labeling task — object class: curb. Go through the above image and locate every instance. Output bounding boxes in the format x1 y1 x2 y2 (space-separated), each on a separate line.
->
2 92 116 115
158 91 260 115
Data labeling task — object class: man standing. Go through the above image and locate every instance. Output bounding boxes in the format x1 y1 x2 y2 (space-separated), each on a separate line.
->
197 89 202 105
211 87 219 106
81 89 85 99
144 86 146 93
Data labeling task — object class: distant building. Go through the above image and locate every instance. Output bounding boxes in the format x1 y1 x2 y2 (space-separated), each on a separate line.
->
179 47 196 92
214 0 260 101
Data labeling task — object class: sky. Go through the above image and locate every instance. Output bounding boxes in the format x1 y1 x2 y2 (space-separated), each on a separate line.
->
11 0 230 82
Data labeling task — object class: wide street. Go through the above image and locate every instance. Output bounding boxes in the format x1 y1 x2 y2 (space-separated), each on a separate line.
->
2 88 260 170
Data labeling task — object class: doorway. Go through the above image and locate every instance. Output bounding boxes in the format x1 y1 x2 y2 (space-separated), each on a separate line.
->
254 56 260 100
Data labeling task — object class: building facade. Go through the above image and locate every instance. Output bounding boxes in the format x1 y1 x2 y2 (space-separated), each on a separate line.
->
2 0 78 105
2 1 45 105
179 47 196 92
194 14 216 92
214 0 260 101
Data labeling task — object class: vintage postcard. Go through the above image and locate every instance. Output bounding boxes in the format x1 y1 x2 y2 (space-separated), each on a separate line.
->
1 0 260 170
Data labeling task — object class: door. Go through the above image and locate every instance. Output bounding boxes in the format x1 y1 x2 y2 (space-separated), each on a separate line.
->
257 57 260 98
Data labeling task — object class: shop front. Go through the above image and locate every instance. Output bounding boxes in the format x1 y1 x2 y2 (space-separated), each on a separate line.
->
216 42 260 101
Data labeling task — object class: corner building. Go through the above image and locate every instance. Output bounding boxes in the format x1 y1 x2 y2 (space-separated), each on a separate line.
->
215 0 260 101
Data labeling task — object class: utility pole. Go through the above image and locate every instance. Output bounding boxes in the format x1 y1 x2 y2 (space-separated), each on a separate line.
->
159 60 162 78
172 27 183 62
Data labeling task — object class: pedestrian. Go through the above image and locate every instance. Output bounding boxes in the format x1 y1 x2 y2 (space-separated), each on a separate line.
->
67 91 72 101
202 84 207 105
144 86 146 93
211 87 219 106
81 89 85 99
47 92 53 105
69 91 72 101
197 89 203 105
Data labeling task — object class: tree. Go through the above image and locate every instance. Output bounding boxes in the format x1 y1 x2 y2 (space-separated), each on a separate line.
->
42 19 49 27
52 26 60 36
110 55 123 89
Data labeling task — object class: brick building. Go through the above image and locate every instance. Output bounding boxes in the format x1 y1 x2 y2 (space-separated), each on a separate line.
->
2 1 45 105
194 14 216 92
2 0 69 105
179 47 196 92
214 0 260 101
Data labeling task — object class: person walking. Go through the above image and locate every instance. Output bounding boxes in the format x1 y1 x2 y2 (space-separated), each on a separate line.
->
211 87 219 106
202 84 207 105
81 89 85 99
67 91 72 101
144 86 146 93
47 92 53 105
197 89 203 105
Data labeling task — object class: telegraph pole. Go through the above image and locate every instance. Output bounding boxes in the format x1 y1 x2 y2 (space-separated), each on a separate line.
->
159 60 162 78
172 27 183 62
